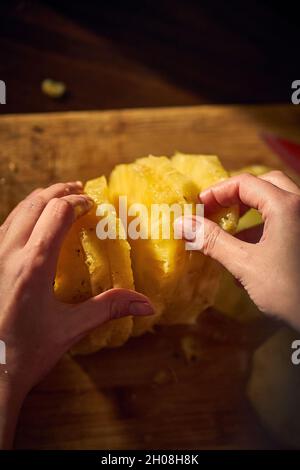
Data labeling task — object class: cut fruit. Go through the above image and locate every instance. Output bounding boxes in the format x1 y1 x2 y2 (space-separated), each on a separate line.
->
54 176 134 355
214 269 261 323
172 153 228 188
56 154 246 353
237 209 262 233
110 157 197 333
109 155 230 331
54 219 92 304
171 153 239 233
229 165 270 233
230 165 271 177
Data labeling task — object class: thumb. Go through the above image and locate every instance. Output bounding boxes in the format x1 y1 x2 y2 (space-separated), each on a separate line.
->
65 288 154 340
175 216 251 280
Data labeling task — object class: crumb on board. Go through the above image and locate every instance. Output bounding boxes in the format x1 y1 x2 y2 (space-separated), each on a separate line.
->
153 367 177 385
8 161 18 173
41 79 66 99
180 335 201 362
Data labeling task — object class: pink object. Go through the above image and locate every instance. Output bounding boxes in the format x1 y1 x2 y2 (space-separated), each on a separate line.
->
261 132 300 174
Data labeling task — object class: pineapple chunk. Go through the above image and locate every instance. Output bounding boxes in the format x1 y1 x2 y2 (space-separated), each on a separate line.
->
230 164 269 233
72 217 134 354
237 209 262 233
55 177 110 306
105 215 134 347
171 153 239 233
214 269 261 322
230 165 270 177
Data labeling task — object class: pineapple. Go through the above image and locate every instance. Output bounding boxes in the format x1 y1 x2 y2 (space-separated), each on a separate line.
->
109 155 232 331
56 154 243 352
109 157 198 334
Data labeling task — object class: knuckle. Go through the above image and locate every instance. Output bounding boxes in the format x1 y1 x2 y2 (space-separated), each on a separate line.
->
104 296 118 322
50 198 73 220
271 192 300 218
104 292 124 321
26 242 47 264
286 193 300 214
23 195 45 212
0 224 7 235
267 169 285 179
238 172 253 184
203 225 221 255
53 182 67 194
16 249 47 285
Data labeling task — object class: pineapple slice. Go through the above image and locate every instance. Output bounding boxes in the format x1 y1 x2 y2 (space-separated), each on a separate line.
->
105 215 134 347
73 177 134 355
138 156 222 326
230 164 270 233
171 153 239 233
110 158 195 333
54 219 91 303
55 177 109 304
55 176 133 355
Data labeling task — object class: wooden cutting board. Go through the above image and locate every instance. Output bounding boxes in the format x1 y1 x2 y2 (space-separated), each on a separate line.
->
0 104 299 450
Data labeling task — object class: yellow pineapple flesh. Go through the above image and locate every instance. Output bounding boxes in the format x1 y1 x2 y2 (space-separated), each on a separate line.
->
171 153 239 233
54 219 92 303
110 157 197 334
109 155 228 330
229 164 270 233
54 176 134 355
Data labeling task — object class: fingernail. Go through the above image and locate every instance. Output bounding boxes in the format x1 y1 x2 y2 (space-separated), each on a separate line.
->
199 189 210 200
74 197 94 218
129 301 154 316
174 217 184 238
84 196 94 209
174 216 202 241
66 182 83 194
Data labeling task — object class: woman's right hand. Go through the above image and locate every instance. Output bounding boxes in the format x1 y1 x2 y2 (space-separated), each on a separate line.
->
179 170 300 331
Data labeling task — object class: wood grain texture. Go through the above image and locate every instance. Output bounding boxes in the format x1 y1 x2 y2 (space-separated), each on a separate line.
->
0 104 299 449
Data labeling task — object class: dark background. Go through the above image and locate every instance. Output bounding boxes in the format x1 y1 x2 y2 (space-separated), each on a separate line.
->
0 0 299 114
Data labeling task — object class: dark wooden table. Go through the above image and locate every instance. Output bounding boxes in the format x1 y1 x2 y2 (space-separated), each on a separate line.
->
0 104 298 449
1 1 299 114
